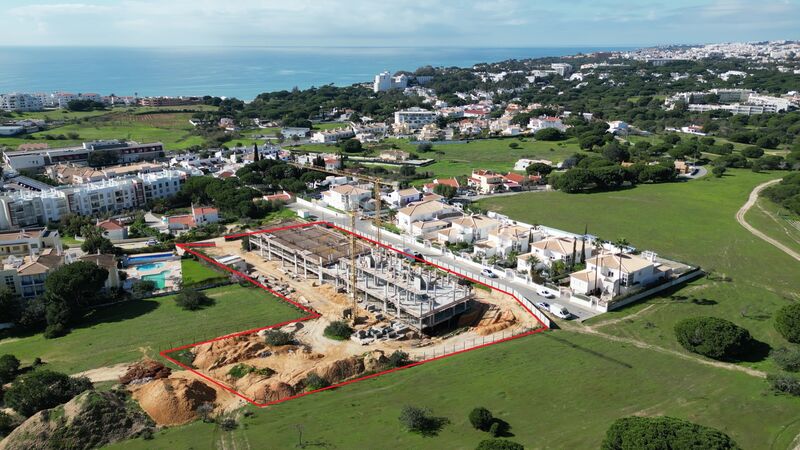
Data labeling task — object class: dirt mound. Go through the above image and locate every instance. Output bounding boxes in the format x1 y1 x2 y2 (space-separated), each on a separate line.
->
252 381 295 403
192 337 268 371
0 390 153 450
474 307 517 336
132 378 217 426
318 284 351 306
119 360 171 385
316 356 365 384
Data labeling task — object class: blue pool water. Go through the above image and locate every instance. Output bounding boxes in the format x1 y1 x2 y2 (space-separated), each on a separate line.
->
142 271 169 290
127 253 173 265
135 262 164 271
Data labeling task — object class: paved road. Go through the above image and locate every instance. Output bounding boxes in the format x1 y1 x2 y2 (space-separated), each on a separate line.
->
736 178 800 263
290 202 601 322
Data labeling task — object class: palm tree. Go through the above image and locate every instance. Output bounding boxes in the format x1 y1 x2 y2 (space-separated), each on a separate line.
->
527 254 541 277
614 238 630 297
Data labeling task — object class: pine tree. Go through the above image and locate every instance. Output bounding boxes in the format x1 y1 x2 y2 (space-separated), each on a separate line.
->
253 143 260 162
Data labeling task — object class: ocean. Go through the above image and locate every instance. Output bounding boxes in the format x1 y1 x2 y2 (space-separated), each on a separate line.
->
0 46 633 100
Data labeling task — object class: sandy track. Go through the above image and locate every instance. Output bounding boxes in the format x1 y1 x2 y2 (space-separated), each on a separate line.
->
736 178 800 263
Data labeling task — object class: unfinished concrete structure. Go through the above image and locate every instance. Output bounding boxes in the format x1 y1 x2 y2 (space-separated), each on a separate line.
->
339 248 473 331
247 223 371 282
247 223 473 331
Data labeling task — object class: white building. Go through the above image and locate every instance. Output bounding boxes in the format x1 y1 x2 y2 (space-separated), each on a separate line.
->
570 252 669 299
396 200 461 233
516 236 593 273
0 170 188 230
529 117 567 133
373 71 409 93
436 215 500 245
322 185 372 211
474 225 531 258
514 159 553 171
0 93 44 112
394 107 437 131
310 128 356 144
384 188 422 209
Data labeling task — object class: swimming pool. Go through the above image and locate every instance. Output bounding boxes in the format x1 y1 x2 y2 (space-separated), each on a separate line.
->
135 262 165 271
126 253 174 266
142 271 169 290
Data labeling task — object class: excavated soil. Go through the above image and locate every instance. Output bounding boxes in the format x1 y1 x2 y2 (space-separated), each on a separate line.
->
132 378 217 426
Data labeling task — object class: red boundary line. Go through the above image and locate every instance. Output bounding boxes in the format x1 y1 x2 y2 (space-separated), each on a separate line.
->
162 221 549 407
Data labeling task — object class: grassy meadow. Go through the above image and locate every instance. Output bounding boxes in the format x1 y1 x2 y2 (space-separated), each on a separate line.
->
0 285 303 374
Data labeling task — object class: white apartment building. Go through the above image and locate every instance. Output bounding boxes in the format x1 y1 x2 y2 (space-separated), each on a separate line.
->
374 71 409 93
394 107 437 131
0 170 188 230
0 93 44 112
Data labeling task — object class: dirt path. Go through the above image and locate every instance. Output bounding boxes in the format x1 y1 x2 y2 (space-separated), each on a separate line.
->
736 178 800 263
73 362 131 383
591 304 659 329
564 323 767 378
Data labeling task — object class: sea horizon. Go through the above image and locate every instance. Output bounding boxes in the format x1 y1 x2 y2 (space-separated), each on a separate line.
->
0 45 637 101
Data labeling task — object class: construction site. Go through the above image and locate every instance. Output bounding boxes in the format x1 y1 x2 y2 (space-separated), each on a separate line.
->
126 222 543 425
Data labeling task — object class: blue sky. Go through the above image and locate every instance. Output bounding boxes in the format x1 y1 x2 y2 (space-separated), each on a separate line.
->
2 0 798 47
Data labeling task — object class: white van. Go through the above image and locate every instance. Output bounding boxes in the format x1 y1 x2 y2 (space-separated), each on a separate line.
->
549 303 571 319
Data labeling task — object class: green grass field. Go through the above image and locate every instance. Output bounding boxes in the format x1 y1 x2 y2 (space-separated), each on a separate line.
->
181 259 227 285
0 285 303 374
0 108 209 151
745 197 800 255
478 170 800 371
398 138 583 180
107 330 800 450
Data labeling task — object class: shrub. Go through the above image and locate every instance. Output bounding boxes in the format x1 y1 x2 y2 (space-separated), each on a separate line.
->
4 371 93 416
323 321 353 340
602 416 740 450
489 421 501 437
476 439 525 450
741 146 764 158
218 417 238 431
767 373 800 396
674 316 752 360
0 354 20 384
303 372 330 391
508 142 520 149
131 280 157 298
469 407 494 431
386 350 410 368
175 290 214 311
228 364 274 379
398 405 448 436
263 330 293 346
0 411 17 437
775 303 800 343
712 166 726 178
533 128 565 141
772 347 800 372
417 143 433 152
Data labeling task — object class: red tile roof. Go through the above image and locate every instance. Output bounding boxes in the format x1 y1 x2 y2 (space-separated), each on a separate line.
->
97 219 124 231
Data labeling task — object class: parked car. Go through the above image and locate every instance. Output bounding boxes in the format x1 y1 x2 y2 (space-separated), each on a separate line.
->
538 289 555 299
535 301 550 310
145 239 159 246
481 268 498 278
548 303 571 319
